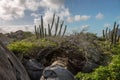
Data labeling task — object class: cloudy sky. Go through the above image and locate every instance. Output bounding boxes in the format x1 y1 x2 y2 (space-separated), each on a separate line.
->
0 0 120 35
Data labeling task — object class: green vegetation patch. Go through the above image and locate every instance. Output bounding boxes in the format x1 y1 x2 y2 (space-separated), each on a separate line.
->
7 41 38 56
7 38 58 58
75 54 120 80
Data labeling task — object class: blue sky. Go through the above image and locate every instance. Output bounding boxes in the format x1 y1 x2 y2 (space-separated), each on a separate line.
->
0 0 120 36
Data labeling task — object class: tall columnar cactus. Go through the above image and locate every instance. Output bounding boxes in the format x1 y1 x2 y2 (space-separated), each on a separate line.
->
34 14 67 39
41 16 44 38
54 17 59 36
103 30 105 38
51 13 55 31
111 22 119 44
108 29 111 40
111 22 116 44
62 25 67 37
44 28 47 37
105 27 108 40
39 25 42 38
102 22 120 45
58 21 64 36
34 25 38 39
114 24 119 44
48 24 51 36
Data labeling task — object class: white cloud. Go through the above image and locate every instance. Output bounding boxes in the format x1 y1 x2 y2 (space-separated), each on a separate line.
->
32 0 71 26
81 25 90 31
104 23 111 28
80 15 91 21
0 0 25 20
66 15 90 23
40 0 64 11
31 0 90 25
31 13 41 18
75 15 81 21
0 0 90 24
66 16 74 23
34 18 41 26
0 25 34 33
25 0 40 11
0 0 42 21
96 12 104 20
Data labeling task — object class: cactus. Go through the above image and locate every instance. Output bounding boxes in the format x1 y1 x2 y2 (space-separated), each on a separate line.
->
58 21 64 36
54 16 59 36
48 24 51 36
105 27 108 40
111 22 116 44
34 14 67 38
114 24 119 44
103 30 105 38
51 13 55 30
37 27 40 38
103 21 119 45
44 28 47 37
111 22 119 44
117 35 120 42
108 29 111 41
39 25 42 38
41 16 44 38
34 25 38 39
62 25 67 37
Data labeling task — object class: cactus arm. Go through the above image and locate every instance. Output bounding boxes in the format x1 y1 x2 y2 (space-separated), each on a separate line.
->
62 25 67 37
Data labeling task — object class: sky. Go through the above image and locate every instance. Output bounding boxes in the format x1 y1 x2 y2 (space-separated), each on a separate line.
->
0 0 120 36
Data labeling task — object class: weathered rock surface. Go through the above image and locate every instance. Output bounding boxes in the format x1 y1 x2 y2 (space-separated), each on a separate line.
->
23 59 44 80
40 66 76 80
6 30 33 41
0 41 30 80
40 60 76 80
0 33 10 45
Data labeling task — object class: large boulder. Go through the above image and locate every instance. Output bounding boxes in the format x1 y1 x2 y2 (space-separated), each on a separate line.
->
40 66 76 80
0 41 30 80
40 60 76 80
23 59 44 80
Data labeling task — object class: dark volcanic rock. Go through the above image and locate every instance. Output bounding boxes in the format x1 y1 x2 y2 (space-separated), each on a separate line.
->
23 59 44 80
0 41 30 80
40 62 76 80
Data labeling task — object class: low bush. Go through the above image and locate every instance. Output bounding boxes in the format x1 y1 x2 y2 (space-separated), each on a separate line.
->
7 38 57 58
76 54 120 80
8 41 39 56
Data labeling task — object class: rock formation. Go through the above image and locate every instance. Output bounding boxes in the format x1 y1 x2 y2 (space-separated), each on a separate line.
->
0 41 30 80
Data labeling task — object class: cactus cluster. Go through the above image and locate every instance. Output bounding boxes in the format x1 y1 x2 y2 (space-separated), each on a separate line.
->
102 22 120 44
34 14 67 39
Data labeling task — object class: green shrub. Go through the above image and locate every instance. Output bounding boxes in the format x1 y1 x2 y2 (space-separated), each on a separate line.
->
76 72 93 80
35 38 57 48
75 54 120 80
7 41 39 56
7 38 57 58
111 43 120 54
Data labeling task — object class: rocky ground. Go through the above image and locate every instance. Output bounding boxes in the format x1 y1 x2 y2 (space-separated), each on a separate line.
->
0 31 111 80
